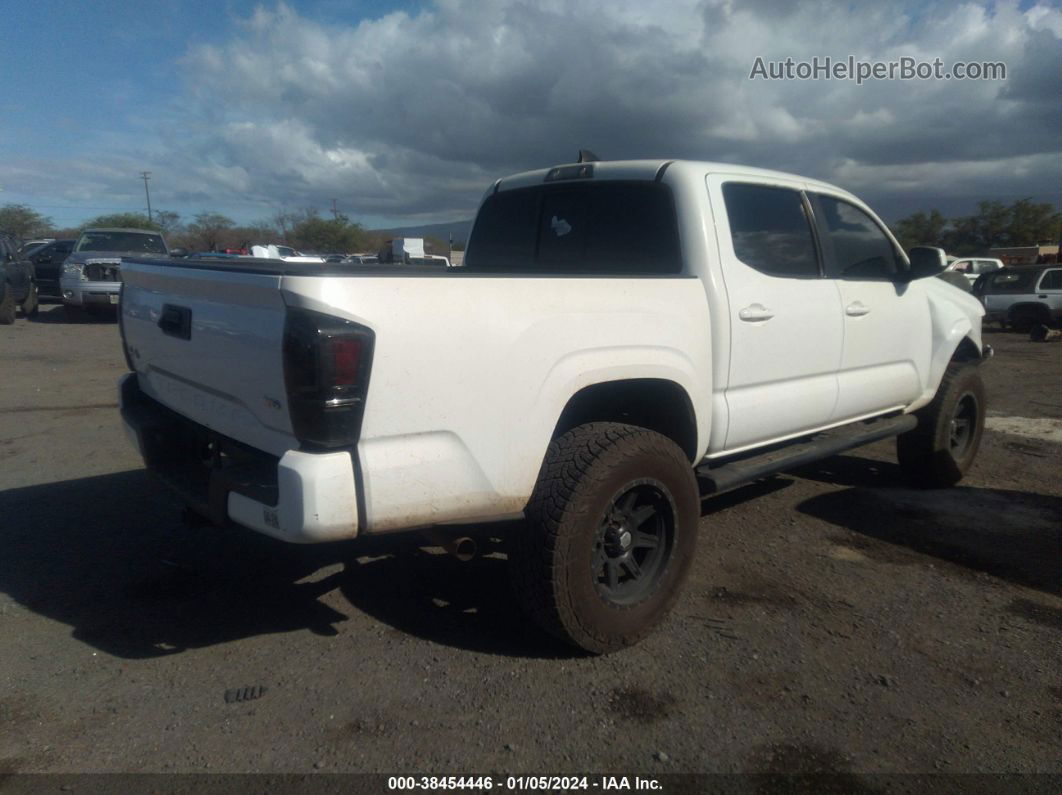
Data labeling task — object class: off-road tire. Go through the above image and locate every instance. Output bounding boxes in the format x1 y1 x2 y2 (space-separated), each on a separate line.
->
897 362 985 488
20 283 38 317
509 422 699 654
0 285 15 325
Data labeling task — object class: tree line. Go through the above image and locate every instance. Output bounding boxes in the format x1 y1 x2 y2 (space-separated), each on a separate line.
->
0 204 449 255
892 198 1061 256
7 196 1056 259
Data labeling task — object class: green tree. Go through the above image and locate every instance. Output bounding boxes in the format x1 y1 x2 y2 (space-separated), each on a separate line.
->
83 212 160 231
153 210 183 237
291 212 367 253
186 212 235 251
0 204 54 238
893 209 947 250
1008 198 1061 247
896 198 1061 256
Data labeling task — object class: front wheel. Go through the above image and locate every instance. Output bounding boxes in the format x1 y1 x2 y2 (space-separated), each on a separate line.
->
509 423 699 654
897 362 985 488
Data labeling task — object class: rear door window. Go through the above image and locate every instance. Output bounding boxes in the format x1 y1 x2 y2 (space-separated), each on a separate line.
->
465 181 681 274
721 183 819 278
1039 269 1062 290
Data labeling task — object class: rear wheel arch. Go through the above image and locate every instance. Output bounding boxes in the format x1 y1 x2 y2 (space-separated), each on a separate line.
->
551 378 699 463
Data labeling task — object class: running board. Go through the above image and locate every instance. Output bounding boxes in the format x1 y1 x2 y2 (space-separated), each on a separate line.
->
696 414 917 496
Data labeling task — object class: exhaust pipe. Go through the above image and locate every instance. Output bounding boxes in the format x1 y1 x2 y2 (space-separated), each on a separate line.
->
422 530 478 562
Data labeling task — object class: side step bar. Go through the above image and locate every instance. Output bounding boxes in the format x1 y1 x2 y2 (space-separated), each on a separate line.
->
696 414 917 497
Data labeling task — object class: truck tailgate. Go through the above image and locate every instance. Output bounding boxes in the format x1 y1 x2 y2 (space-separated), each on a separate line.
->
121 261 296 456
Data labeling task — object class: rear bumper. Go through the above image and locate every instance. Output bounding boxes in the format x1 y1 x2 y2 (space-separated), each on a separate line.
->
119 373 359 543
61 278 120 307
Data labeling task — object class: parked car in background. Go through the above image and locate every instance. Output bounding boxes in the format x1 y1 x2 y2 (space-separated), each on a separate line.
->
248 244 324 263
975 265 1062 331
936 270 973 292
25 238 75 298
0 232 38 324
18 238 54 255
947 257 1003 284
60 228 168 320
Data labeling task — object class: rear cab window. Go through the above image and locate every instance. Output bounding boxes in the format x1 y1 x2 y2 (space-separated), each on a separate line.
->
465 181 682 274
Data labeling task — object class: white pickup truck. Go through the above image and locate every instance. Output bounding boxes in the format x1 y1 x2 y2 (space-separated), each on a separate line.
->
118 159 990 653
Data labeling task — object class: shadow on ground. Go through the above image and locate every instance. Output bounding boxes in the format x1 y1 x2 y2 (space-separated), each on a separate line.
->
793 454 1062 597
29 303 116 324
0 470 574 659
0 470 359 658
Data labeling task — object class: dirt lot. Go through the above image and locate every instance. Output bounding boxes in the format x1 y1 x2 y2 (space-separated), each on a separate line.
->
1 304 1060 780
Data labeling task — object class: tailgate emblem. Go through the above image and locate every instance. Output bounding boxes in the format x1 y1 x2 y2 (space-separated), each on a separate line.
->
263 396 282 410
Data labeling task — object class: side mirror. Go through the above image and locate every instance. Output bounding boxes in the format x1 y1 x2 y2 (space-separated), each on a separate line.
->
169 247 187 258
905 246 948 280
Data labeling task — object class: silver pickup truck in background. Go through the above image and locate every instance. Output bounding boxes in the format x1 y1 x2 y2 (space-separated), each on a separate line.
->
61 228 169 320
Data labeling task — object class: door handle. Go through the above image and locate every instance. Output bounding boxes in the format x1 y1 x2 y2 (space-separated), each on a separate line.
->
845 302 871 317
738 303 774 322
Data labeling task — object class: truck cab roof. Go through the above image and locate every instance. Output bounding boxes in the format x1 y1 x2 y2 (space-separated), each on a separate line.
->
495 159 857 202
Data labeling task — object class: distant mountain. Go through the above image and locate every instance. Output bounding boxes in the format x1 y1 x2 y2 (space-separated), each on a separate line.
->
373 219 473 246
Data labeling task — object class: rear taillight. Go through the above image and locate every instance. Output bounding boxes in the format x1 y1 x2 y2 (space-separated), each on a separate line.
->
282 308 375 449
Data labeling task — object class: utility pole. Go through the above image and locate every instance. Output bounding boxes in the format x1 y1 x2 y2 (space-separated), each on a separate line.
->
330 198 339 221
140 171 153 223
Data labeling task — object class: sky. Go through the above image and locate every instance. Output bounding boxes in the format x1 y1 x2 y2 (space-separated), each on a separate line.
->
1 0 1060 231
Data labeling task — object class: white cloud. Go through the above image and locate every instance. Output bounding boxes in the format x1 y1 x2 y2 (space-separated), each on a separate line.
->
6 0 1062 225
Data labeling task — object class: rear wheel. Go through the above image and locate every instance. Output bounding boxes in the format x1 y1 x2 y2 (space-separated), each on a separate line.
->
897 362 985 488
1008 305 1047 333
509 423 699 654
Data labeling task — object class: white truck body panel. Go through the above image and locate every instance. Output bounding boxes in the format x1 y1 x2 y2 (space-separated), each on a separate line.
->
119 158 986 543
281 275 711 531
122 265 297 456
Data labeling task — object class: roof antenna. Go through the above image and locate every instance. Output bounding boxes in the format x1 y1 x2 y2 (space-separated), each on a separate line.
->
577 149 600 163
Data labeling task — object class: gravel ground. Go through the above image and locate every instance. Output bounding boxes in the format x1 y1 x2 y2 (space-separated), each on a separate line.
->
1 305 1060 779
